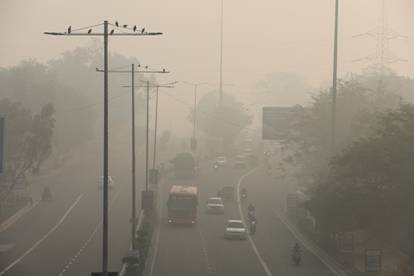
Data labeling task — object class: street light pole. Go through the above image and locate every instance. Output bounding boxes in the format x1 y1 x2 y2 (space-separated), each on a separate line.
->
45 22 163 276
130 64 136 249
331 0 339 153
146 80 150 192
193 85 197 141
152 87 159 169
102 20 109 275
96 65 168 250
219 0 224 106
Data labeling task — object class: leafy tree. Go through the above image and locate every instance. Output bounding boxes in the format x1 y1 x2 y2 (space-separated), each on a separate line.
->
192 92 251 152
0 99 55 197
307 104 414 246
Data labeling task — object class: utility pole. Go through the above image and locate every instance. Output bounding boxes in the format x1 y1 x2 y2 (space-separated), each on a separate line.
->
184 82 207 152
124 81 176 173
45 21 162 276
96 65 168 250
219 0 224 106
331 0 339 153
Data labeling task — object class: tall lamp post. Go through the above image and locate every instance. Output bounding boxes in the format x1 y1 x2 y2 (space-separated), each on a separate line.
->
96 65 168 250
331 0 339 153
44 21 162 276
183 82 208 152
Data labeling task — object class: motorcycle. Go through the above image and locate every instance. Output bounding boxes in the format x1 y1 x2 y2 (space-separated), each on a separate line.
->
249 219 256 235
292 245 301 266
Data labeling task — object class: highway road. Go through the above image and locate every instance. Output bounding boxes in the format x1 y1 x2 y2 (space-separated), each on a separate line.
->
149 164 343 276
0 141 142 276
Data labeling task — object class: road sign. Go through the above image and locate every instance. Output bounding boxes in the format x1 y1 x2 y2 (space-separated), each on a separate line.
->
0 117 4 173
262 106 296 140
365 249 382 272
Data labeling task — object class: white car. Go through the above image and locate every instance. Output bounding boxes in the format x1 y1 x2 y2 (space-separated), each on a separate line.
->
224 219 247 240
98 176 115 190
215 156 227 167
206 197 224 214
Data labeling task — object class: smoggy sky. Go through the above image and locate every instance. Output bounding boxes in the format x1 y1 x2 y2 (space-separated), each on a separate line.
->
1 0 413 134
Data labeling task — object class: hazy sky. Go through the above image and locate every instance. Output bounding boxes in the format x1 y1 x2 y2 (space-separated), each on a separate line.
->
1 0 413 134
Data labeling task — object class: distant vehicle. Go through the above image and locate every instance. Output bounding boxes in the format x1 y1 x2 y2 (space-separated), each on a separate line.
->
98 176 115 190
206 197 224 214
173 152 197 179
215 156 227 167
234 154 246 169
224 219 247 240
167 185 198 224
217 186 234 201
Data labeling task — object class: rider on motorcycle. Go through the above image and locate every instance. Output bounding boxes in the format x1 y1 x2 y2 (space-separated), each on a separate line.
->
241 188 247 199
292 242 301 265
249 215 257 234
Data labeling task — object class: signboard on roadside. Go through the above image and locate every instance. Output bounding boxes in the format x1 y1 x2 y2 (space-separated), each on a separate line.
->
262 106 296 140
365 249 382 272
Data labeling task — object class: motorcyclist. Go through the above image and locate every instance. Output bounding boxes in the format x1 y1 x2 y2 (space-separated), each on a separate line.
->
292 242 301 265
247 203 255 220
241 188 247 200
249 215 257 234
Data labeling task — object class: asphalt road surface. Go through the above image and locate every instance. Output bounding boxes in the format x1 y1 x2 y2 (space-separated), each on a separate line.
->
0 142 143 276
150 163 339 276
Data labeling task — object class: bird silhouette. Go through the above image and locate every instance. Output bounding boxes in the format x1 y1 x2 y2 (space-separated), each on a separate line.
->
68 26 71 34
141 28 145 34
123 24 128 28
88 29 92 34
145 65 148 69
115 21 119 27
163 69 166 73
133 25 137 32
110 29 115 35
137 64 141 67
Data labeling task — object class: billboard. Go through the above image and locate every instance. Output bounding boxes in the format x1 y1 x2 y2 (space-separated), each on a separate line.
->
262 106 296 140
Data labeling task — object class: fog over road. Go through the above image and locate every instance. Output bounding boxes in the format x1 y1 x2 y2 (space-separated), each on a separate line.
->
150 165 337 276
0 142 143 276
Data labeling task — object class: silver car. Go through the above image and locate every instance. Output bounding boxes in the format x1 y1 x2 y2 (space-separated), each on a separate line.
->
206 197 224 214
224 219 247 240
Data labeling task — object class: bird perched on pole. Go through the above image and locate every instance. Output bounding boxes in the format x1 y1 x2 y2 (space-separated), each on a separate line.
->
133 25 137 32
115 21 119 27
88 29 92 34
123 24 128 28
68 26 71 34
141 28 145 34
110 29 114 35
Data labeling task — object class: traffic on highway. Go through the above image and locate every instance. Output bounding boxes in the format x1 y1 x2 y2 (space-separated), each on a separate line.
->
1 1 414 276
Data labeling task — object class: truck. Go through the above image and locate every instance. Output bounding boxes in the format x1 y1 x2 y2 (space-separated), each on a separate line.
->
173 152 197 179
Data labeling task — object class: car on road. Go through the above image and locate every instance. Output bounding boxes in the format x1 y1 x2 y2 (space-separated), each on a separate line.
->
206 197 224 214
217 186 234 201
234 154 246 169
224 219 247 240
215 156 227 167
98 175 115 190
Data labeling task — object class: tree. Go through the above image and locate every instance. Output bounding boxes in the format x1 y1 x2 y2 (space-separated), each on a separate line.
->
307 104 414 247
0 99 55 197
191 92 251 152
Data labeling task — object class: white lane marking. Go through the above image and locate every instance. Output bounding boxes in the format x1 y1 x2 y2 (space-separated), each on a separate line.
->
276 213 347 276
0 194 84 276
58 190 121 276
237 168 274 276
148 186 163 276
198 228 213 276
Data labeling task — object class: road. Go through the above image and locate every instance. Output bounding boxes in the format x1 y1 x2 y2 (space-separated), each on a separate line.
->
150 163 342 276
0 141 143 276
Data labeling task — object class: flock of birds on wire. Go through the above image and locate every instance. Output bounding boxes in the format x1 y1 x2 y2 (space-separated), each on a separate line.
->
66 21 146 35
